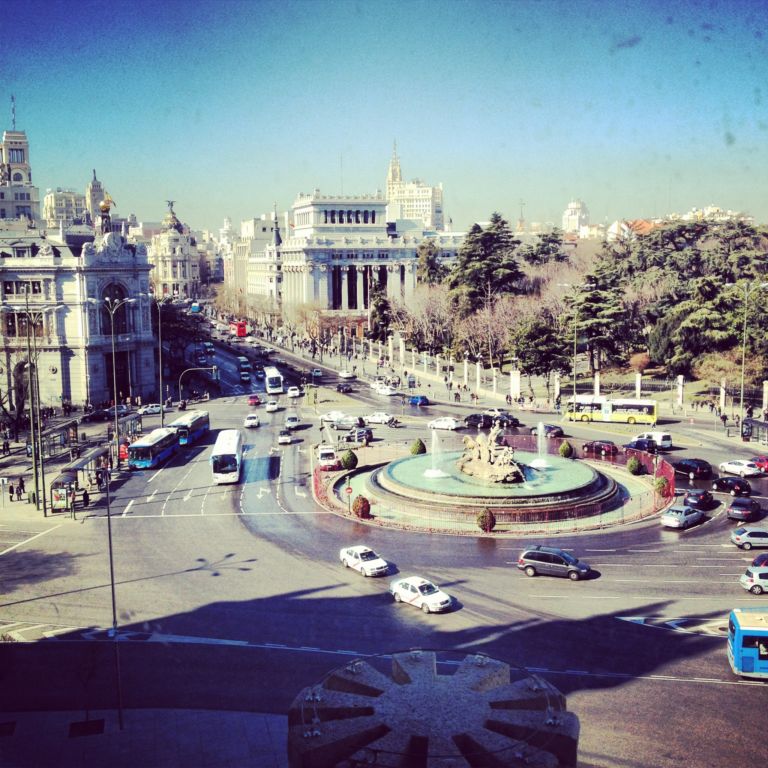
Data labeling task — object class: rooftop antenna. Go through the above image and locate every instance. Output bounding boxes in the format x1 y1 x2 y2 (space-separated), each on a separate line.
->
11 94 16 130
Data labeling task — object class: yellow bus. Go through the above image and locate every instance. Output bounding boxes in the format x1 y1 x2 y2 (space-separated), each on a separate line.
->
565 395 657 426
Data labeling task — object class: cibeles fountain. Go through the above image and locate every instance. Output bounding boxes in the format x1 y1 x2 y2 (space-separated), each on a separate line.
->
364 422 620 524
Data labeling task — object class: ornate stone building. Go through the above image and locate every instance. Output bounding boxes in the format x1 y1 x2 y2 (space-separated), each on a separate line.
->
148 202 200 299
0 128 40 225
385 145 445 231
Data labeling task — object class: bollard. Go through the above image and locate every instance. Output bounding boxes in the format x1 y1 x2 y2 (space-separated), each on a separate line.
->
30 491 36 506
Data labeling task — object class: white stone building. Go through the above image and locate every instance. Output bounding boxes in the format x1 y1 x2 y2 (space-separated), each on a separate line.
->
385 146 445 231
0 129 40 224
562 200 590 234
42 187 87 228
148 203 200 299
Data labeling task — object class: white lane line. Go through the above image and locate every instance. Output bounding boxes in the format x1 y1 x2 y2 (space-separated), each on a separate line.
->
0 525 61 556
584 548 617 552
628 549 661 553
122 500 134 518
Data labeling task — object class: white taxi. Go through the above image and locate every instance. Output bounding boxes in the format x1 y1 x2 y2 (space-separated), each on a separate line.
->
389 576 452 613
339 545 389 577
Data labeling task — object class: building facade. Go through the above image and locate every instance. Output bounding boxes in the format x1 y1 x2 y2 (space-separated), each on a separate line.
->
385 146 444 231
0 129 40 224
562 200 590 234
148 203 200 299
42 187 87 228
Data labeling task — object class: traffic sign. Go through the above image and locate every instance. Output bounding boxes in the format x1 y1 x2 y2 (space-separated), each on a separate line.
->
345 486 353 494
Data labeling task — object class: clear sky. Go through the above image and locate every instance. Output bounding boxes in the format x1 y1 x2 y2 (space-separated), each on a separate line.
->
2 0 767 232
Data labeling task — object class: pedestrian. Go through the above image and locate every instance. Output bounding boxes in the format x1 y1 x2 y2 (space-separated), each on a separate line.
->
18 476 25 495
8 482 14 502
2 439 8 455
15 484 21 501
720 413 727 428
82 489 89 508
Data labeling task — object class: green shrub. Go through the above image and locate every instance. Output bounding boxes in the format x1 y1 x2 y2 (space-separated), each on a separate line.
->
477 509 496 533
654 476 670 497
411 438 427 455
352 495 371 519
340 449 358 470
559 441 573 458
627 456 643 475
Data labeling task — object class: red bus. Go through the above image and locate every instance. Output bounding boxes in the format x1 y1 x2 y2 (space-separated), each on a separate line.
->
229 320 248 337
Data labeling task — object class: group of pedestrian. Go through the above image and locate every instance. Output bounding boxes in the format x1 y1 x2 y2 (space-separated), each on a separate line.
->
7 476 25 502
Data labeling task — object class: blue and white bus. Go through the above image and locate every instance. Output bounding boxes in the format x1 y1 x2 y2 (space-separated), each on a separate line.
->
727 607 768 679
128 428 180 469
210 429 244 484
167 410 210 446
264 365 284 395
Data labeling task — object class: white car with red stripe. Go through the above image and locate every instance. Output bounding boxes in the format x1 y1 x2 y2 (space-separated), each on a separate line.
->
389 576 452 613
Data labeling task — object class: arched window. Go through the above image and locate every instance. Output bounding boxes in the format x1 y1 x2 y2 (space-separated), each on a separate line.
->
355 211 360 223
371 210 376 224
338 210 345 224
363 211 369 224
12 172 23 182
100 285 130 335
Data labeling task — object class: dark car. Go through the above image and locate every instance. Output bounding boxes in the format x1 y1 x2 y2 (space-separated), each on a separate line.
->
727 497 761 522
80 409 110 422
531 423 564 438
516 545 591 581
340 427 373 444
684 489 714 510
492 413 521 428
582 440 619 456
464 413 494 429
409 394 430 406
751 552 768 568
247 394 261 406
672 458 713 479
336 382 353 393
712 476 752 496
624 438 659 454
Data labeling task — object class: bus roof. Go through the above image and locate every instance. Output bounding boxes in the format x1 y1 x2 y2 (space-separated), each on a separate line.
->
166 410 209 429
263 365 281 375
211 429 242 454
731 607 768 630
132 428 177 447
567 395 656 405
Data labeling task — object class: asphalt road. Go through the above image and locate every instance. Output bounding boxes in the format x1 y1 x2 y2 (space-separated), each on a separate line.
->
1 356 767 767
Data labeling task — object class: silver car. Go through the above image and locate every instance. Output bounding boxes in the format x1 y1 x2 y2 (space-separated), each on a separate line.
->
660 505 704 529
740 566 768 595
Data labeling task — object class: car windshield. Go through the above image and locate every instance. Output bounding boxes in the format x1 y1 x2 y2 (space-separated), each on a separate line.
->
360 551 377 561
418 583 438 595
562 552 578 564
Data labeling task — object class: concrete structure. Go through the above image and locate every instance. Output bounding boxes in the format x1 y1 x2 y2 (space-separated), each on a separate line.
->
0 219 156 408
42 187 87 228
288 650 579 767
561 199 589 234
385 144 445 230
0 128 40 224
148 202 200 299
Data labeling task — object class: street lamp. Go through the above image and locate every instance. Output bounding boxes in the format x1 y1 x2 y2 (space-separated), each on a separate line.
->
558 282 596 413
142 293 168 427
2 290 62 515
738 281 768 428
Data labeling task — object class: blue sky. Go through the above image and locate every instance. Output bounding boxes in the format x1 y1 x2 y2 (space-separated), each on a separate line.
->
2 0 767 231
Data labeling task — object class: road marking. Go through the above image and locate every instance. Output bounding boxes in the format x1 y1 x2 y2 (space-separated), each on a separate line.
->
122 500 134 518
0 525 61 556
584 548 617 552
627 549 661 553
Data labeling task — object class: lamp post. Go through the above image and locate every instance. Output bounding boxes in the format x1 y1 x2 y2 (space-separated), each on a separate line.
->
558 282 596 412
739 281 768 427
143 293 167 427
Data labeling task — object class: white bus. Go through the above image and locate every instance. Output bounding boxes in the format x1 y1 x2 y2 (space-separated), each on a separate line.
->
210 429 243 484
264 365 284 395
565 395 658 426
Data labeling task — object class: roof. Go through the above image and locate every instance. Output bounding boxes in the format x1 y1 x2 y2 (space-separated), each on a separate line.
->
732 608 768 631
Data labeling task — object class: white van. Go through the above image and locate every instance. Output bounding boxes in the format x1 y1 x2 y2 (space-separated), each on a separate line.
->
316 445 340 469
635 431 672 450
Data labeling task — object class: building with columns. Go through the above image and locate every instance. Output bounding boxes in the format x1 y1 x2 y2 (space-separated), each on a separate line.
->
385 145 445 231
148 202 200 299
0 128 40 225
249 190 463 331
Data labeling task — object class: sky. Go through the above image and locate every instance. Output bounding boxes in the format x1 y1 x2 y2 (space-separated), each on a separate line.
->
2 0 767 232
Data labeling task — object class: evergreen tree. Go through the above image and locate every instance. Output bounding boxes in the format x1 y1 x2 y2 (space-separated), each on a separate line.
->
416 239 448 285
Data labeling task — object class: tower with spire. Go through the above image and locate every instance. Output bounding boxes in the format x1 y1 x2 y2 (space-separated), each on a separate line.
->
0 95 41 225
384 141 444 231
386 141 402 200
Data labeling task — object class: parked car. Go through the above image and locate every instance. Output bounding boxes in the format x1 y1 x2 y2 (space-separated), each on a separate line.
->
409 394 430 406
365 412 395 425
673 458 712 479
739 566 768 594
336 382 353 393
532 424 564 438
750 456 768 472
285 414 300 430
428 417 461 430
731 527 768 550
339 545 389 577
80 409 110 423
727 497 761 522
340 427 373 444
464 413 494 429
517 545 591 580
136 403 168 415
247 393 262 406
277 429 292 445
683 489 714 510
712 476 752 496
389 576 452 613
243 414 261 428
719 459 761 477
582 440 619 456
105 405 131 418
624 438 659 454
660 505 704 529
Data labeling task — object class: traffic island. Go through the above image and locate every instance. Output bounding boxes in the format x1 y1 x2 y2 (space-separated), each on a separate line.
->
288 649 580 767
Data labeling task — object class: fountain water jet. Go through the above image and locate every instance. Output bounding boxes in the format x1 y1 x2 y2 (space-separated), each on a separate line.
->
423 428 449 478
529 421 549 469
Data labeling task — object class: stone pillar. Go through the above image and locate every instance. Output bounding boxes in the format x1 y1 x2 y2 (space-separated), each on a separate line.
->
356 268 365 310
492 369 498 394
448 355 454 382
464 357 469 386
369 338 376 362
763 380 768 416
435 354 441 379
553 372 560 403
475 361 481 392
388 335 394 364
377 340 383 361
340 267 349 310
399 338 405 366
318 265 330 310
593 371 600 396
635 372 642 399
676 374 684 406
510 369 521 399
720 378 726 414
411 348 416 371
423 352 428 374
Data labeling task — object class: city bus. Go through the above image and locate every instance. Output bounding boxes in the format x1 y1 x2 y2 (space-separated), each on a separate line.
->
264 365 284 395
210 429 244 484
565 395 658 426
166 410 210 446
128 428 180 469
727 607 768 679
229 320 248 337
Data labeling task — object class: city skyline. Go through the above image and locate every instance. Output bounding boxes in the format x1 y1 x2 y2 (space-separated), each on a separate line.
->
2 0 766 232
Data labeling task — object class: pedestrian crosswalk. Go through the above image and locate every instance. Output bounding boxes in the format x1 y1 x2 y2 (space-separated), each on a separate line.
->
0 621 84 643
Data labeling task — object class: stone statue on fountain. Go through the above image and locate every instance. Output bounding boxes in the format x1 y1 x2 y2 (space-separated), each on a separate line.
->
456 424 526 484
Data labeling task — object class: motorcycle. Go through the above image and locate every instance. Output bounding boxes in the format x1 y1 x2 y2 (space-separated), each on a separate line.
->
387 418 400 428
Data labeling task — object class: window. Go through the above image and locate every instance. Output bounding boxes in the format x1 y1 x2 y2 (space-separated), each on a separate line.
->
9 148 25 163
